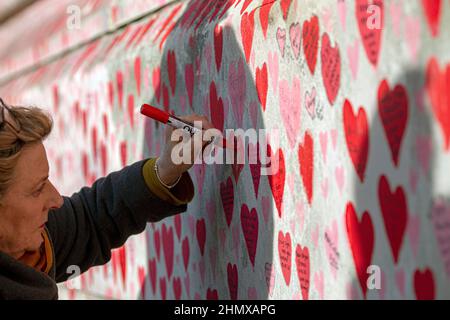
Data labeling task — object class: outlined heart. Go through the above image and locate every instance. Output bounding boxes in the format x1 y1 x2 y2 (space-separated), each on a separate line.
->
278 231 292 286
321 33 341 105
302 15 319 74
289 22 301 59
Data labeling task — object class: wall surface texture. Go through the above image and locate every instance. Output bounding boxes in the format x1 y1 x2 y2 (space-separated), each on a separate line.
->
0 0 450 300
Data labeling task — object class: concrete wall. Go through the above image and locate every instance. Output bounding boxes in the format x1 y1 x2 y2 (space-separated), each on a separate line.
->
0 0 449 300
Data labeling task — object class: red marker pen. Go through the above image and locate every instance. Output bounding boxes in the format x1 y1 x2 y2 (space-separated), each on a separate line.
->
140 104 231 149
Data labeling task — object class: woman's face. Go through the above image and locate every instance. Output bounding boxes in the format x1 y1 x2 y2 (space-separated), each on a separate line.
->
0 141 63 258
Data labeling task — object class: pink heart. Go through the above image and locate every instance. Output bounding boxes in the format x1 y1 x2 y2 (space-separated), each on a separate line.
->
405 16 421 63
416 136 432 175
248 287 258 299
431 199 450 278
296 201 305 234
193 163 206 195
287 173 295 194
330 129 338 149
347 39 360 80
268 51 279 94
321 8 333 34
265 262 276 297
276 28 287 57
305 87 316 119
289 22 301 59
314 271 324 299
228 59 246 127
261 196 271 225
319 131 328 163
335 165 345 194
395 268 406 297
280 78 302 148
311 225 319 247
321 178 329 199
408 213 421 259
324 220 339 278
390 0 403 37
337 0 347 30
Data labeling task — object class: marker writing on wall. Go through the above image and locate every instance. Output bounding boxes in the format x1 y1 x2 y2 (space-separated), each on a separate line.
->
140 104 232 149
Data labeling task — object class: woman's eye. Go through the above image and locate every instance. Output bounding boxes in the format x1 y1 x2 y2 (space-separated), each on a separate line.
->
33 184 45 196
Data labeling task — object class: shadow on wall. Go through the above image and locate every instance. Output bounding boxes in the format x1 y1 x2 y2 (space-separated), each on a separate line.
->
349 68 442 299
139 1 275 300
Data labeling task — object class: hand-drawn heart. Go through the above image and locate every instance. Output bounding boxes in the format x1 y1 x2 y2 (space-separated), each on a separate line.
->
182 237 190 271
289 22 301 59
305 87 317 119
278 231 292 285
377 79 409 166
426 58 450 151
241 204 259 267
355 0 384 66
256 63 268 111
167 50 177 94
248 142 262 198
430 199 450 278
152 67 161 103
210 81 225 132
324 220 339 278
298 131 314 205
295 245 310 300
259 0 276 38
276 28 287 57
378 175 408 264
343 99 369 182
227 263 238 300
220 177 235 227
280 0 292 20
173 277 182 300
229 59 247 121
321 33 341 105
134 56 141 96
267 145 286 218
214 24 223 72
116 70 124 109
414 268 436 300
196 219 206 256
345 202 375 299
280 78 302 148
302 16 319 74
241 10 255 63
421 0 441 37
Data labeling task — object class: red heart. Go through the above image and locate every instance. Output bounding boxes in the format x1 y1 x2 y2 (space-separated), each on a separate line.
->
172 277 182 300
138 266 146 299
377 79 409 166
153 229 161 261
91 127 98 161
127 94 135 129
116 70 124 109
278 231 292 285
356 0 384 66
152 67 161 103
422 0 442 37
209 82 225 132
295 245 310 300
240 10 255 63
426 58 450 150
184 64 194 109
167 50 177 95
227 263 238 300
120 141 127 167
100 142 107 176
248 143 262 198
280 0 292 20
259 0 276 38
134 56 141 96
196 218 206 256
174 214 182 240
206 288 219 300
102 114 108 137
182 237 190 271
107 82 114 109
298 131 314 205
240 0 252 14
256 63 268 111
118 246 127 287
148 258 157 295
214 25 223 72
343 99 369 182
378 175 408 264
320 33 341 105
345 202 374 299
220 177 235 227
159 277 167 300
414 268 436 300
268 145 286 218
162 223 174 279
302 15 320 74
240 204 259 267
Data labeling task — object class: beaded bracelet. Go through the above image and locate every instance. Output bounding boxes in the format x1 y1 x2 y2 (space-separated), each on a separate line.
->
154 158 182 189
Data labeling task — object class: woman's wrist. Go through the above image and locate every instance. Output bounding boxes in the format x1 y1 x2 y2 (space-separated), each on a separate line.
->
155 158 182 188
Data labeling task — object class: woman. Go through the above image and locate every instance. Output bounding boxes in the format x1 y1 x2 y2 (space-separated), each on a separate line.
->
0 98 214 299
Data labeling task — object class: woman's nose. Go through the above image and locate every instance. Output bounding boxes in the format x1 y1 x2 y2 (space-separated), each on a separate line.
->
48 180 64 210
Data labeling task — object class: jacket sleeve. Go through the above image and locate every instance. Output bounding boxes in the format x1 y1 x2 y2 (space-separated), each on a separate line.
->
46 158 194 283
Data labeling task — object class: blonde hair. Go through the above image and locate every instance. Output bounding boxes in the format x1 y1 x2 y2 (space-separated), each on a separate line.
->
0 98 53 201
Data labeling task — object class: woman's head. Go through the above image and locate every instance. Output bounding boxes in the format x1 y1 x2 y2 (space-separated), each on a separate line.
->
0 99 63 258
